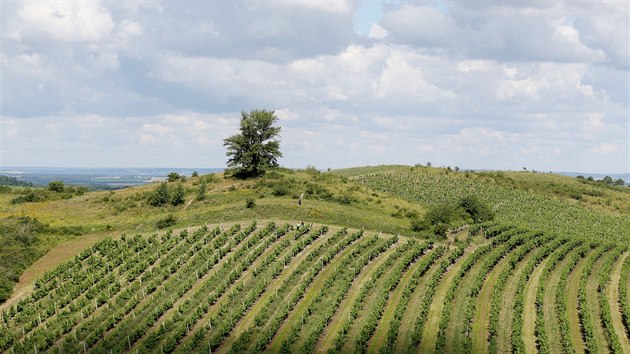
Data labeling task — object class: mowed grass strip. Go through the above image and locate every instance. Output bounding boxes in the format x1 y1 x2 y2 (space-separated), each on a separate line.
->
598 248 627 354
86 222 261 353
137 223 301 353
565 247 596 354
369 245 446 354
17 228 217 353
176 225 330 352
225 228 360 353
477 233 555 354
392 245 455 353
610 252 630 353
339 241 428 353
579 246 612 354
513 240 579 354
216 226 342 354
267 235 394 353
314 240 401 353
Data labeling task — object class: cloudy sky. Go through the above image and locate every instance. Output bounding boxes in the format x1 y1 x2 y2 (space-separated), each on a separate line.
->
1 1 628 173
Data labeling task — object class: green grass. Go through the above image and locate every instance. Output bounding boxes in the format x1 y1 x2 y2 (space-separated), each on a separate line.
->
2 165 630 353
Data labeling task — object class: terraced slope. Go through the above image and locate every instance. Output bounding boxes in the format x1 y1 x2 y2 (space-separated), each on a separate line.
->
1 221 628 353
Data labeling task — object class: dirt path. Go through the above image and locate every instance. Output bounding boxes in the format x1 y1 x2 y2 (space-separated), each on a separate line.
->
315 244 400 353
567 250 591 354
0 232 111 311
609 252 630 354
523 257 548 354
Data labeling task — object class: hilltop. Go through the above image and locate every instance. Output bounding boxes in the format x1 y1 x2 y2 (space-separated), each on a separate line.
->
0 165 628 353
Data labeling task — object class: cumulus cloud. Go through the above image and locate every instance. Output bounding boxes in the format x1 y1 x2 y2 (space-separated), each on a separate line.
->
13 1 115 43
1 1 627 173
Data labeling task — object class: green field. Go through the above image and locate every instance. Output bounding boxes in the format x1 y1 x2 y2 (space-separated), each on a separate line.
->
1 166 629 353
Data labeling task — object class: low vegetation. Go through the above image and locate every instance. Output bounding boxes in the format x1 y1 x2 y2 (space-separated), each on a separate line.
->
0 165 629 353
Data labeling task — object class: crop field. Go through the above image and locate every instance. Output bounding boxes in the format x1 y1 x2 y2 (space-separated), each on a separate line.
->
1 220 628 353
348 168 630 243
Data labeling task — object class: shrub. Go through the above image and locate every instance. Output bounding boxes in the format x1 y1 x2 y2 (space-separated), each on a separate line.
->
156 214 177 229
410 218 430 232
433 223 449 238
47 180 65 192
459 195 494 223
425 204 454 225
196 181 206 201
167 172 182 182
10 190 49 204
271 183 289 196
245 198 256 208
171 183 186 206
148 182 170 206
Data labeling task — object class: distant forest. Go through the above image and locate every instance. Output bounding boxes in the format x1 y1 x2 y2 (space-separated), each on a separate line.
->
0 176 32 187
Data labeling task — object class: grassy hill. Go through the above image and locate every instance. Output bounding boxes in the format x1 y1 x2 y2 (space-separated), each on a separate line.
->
0 166 628 353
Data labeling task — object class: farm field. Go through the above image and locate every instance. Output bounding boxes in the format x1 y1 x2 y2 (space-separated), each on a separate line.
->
1 166 630 353
1 219 628 353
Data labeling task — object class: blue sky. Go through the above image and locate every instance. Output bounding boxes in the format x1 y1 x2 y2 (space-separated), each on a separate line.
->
1 1 628 173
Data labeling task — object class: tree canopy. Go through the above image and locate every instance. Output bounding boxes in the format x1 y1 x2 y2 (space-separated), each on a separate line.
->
224 109 282 178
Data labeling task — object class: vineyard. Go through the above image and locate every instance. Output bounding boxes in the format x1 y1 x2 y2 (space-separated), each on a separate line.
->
1 219 628 353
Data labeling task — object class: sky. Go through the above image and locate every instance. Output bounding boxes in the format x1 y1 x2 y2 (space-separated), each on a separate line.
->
0 0 628 173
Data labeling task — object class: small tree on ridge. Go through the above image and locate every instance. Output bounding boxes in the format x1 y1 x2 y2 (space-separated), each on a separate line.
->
224 109 282 178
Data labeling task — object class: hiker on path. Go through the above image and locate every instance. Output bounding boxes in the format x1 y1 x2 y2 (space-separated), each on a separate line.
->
298 193 304 207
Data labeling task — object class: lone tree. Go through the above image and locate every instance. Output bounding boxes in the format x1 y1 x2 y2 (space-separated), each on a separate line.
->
224 109 282 178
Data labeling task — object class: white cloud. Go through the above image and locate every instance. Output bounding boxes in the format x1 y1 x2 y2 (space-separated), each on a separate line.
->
368 23 388 39
275 108 299 121
593 143 618 154
15 1 115 42
374 54 456 103
1 1 627 173
279 0 351 14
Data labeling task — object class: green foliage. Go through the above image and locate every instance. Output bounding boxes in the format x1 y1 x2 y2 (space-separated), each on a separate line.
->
147 182 170 207
192 171 199 177
47 180 65 192
352 168 630 244
10 189 49 204
0 216 84 304
432 223 449 238
410 218 430 232
155 214 177 229
271 183 289 197
196 180 207 201
224 109 282 178
204 173 219 183
0 175 32 187
459 195 495 223
167 172 183 182
425 203 454 225
170 183 186 206
245 197 256 208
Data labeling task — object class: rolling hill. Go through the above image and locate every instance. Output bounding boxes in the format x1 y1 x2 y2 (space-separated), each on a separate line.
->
0 166 628 353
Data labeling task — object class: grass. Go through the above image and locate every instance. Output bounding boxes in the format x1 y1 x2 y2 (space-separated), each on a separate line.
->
609 253 630 354
2 165 630 353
